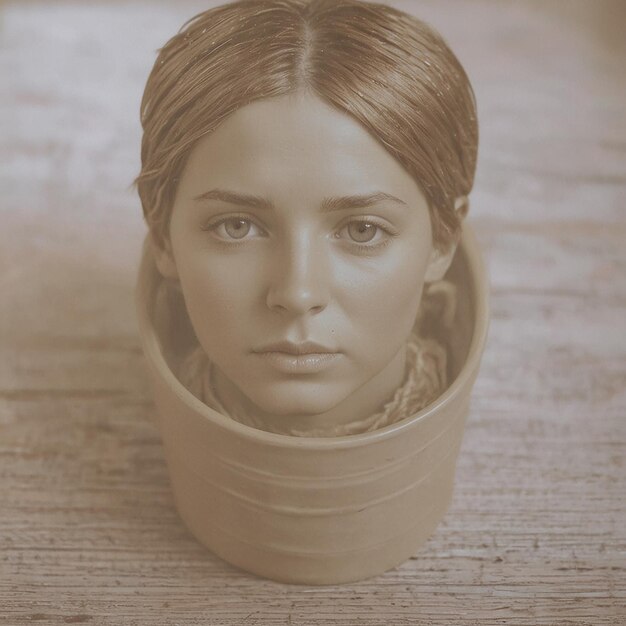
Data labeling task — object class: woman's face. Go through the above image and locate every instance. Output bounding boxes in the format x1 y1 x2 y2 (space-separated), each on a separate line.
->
162 93 441 419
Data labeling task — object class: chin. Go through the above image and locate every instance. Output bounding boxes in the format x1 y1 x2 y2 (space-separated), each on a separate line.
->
248 383 346 418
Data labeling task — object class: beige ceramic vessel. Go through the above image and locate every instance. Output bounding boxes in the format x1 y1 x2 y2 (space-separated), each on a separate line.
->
136 225 489 585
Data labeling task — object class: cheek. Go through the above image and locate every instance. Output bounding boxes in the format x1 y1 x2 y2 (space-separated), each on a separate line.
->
175 250 263 349
339 248 429 336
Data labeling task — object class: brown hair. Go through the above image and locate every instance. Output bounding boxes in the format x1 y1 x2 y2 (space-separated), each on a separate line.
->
136 0 478 251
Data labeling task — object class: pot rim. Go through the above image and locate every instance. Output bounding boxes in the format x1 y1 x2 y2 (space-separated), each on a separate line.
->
136 223 489 450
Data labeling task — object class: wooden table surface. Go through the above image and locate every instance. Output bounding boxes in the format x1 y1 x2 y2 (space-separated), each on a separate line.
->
1 1 625 624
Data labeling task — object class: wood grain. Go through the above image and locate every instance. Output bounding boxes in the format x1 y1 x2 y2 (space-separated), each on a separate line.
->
1 0 624 624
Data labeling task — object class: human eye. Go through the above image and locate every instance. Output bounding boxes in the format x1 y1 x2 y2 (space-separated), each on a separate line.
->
335 217 399 252
202 214 267 242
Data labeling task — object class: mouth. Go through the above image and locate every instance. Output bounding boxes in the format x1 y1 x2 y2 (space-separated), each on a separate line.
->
252 341 341 374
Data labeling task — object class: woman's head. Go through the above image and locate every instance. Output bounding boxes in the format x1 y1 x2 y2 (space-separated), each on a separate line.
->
137 0 478 254
136 0 478 423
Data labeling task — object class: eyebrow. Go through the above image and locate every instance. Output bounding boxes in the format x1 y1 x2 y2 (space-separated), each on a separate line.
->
193 188 408 212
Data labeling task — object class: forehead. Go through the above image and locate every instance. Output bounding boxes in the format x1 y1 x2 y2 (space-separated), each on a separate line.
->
177 93 424 206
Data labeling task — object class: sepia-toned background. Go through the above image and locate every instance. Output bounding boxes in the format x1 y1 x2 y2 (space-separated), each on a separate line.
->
1 0 625 623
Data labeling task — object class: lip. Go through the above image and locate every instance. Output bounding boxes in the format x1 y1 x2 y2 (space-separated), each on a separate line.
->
252 341 341 374
254 351 341 374
254 340 337 356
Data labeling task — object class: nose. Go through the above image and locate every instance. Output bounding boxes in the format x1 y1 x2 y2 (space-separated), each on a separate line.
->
265 232 330 316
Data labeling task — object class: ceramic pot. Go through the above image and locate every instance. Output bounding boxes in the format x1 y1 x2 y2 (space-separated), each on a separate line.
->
135 225 489 585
